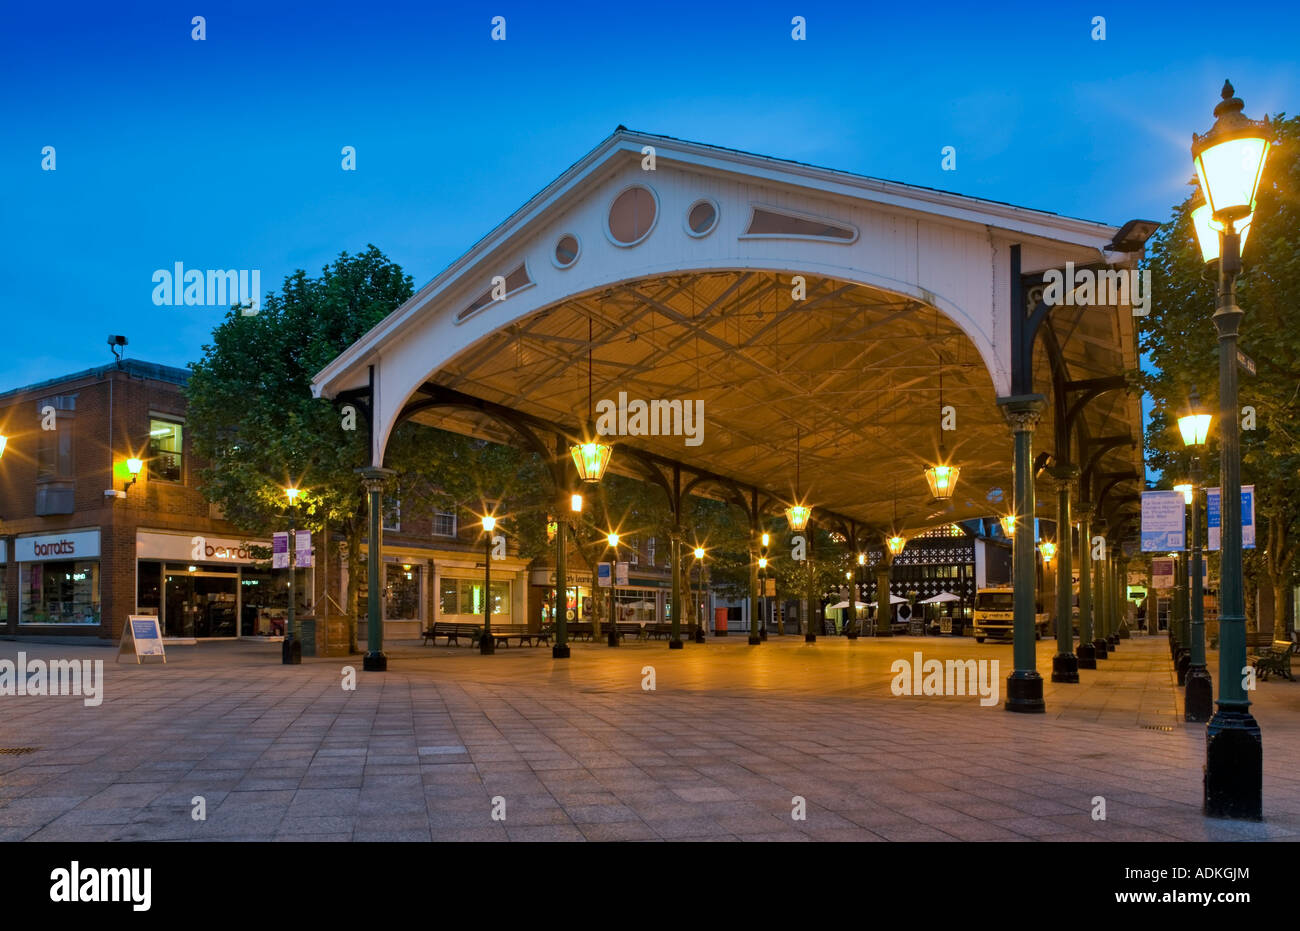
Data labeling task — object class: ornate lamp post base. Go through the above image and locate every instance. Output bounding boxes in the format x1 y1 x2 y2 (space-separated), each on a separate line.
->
607 628 620 647
362 651 387 671
281 635 302 665
1076 642 1097 669
1005 670 1045 713
1204 710 1263 819
552 644 570 659
748 633 761 645
1092 638 1109 659
1050 652 1079 683
805 633 817 643
669 639 684 650
1185 666 1213 722
1176 650 1191 685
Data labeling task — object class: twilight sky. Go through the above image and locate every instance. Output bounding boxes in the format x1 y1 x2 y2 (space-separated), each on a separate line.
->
1 0 1296 393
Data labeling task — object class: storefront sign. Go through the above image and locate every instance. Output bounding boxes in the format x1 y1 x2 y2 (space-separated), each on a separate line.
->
137 531 266 564
17 529 101 562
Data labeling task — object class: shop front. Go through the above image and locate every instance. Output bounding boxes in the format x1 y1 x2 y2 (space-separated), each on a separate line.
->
16 529 102 628
135 530 311 639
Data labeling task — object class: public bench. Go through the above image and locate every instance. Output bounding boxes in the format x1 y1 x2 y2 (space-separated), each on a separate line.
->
422 622 482 646
1250 640 1294 682
644 622 697 640
483 623 551 647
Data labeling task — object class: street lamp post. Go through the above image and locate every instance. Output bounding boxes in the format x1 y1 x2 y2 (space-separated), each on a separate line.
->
693 546 708 642
480 515 496 655
607 532 621 647
760 532 770 640
282 486 302 665
1179 389 1214 720
1191 80 1270 819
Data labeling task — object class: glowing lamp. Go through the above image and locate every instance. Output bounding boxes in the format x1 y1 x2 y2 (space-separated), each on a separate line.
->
924 463 960 499
785 504 811 532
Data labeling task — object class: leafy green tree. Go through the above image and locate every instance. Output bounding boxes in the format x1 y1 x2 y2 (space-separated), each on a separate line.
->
1140 113 1300 637
187 246 548 648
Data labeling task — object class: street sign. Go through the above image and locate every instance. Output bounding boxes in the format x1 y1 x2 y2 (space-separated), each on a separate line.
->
117 615 167 664
1206 485 1255 551
1141 491 1185 552
1237 348 1256 376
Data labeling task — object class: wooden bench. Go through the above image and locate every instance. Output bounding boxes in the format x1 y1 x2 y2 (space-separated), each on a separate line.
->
1251 640 1294 682
644 622 697 640
422 622 482 646
485 624 553 647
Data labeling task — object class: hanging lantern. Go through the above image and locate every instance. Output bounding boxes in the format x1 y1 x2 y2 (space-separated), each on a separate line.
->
570 433 612 484
546 516 558 542
924 463 960 499
1039 540 1056 562
785 504 811 532
1000 515 1016 537
887 534 906 556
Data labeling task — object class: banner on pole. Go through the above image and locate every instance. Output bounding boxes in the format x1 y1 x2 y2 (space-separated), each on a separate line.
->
295 530 313 567
272 532 289 569
615 562 629 585
596 562 611 588
1140 491 1185 552
1151 557 1174 590
1206 485 1255 551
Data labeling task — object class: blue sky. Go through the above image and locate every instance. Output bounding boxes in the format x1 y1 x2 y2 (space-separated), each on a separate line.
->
1 0 1296 393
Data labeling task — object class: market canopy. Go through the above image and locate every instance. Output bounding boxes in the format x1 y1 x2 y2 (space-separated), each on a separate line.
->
314 128 1147 538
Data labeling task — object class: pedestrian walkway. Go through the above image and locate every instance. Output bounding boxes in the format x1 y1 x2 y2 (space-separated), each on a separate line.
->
0 634 1296 841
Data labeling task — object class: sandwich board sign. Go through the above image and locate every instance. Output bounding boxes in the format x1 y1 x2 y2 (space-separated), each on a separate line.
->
117 615 166 664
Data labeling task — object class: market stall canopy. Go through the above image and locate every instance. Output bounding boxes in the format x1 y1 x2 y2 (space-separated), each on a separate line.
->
919 591 963 604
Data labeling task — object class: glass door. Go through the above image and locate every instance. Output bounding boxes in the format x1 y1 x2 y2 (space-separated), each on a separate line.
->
163 568 239 638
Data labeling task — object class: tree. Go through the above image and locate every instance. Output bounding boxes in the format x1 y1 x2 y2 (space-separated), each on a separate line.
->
187 246 533 649
1140 113 1300 638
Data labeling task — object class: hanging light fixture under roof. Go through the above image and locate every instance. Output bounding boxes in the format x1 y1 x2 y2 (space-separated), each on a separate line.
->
1000 514 1016 537
570 315 612 484
887 534 906 556
1039 540 1056 562
1173 483 1194 505
924 350 960 499
1178 386 1212 448
784 425 811 531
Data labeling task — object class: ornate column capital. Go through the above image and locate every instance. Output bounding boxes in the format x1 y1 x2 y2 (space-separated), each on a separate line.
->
996 394 1047 434
1048 463 1080 488
355 466 395 494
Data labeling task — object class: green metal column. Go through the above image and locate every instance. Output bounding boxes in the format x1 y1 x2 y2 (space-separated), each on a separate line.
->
1050 467 1079 682
874 549 892 637
358 467 393 672
1076 504 1097 666
1176 548 1191 681
804 522 817 643
669 528 683 649
998 395 1046 713
1186 460 1212 720
747 532 761 646
553 512 570 659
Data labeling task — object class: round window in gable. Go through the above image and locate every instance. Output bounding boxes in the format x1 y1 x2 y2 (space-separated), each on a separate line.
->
553 234 580 269
686 199 719 237
607 185 658 246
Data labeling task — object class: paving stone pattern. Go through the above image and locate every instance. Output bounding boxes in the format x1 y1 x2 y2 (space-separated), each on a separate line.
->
1 634 1297 842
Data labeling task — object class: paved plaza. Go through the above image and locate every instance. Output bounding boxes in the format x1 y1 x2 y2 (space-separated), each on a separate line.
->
1 633 1297 842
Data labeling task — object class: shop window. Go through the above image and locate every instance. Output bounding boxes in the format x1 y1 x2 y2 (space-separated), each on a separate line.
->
20 560 100 625
439 577 510 618
148 418 184 483
432 509 457 538
385 564 421 620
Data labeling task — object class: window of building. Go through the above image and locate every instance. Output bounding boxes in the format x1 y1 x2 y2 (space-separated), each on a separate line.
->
148 418 184 482
553 234 580 269
686 199 719 237
646 537 656 567
607 185 658 246
439 577 511 619
742 206 857 242
457 264 533 322
383 494 401 532
20 560 100 625
385 563 421 620
36 406 74 481
432 509 457 537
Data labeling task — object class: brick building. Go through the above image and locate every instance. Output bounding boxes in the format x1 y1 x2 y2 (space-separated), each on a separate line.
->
0 357 674 645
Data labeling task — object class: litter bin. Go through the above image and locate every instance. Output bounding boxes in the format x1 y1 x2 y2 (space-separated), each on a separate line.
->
714 607 728 635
